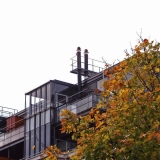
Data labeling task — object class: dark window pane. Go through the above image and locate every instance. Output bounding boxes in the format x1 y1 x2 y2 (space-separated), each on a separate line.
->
36 114 39 128
30 116 34 130
25 132 29 157
41 112 45 126
30 130 35 156
41 125 45 151
26 119 29 132
47 84 50 101
45 110 50 124
36 128 40 153
46 123 50 147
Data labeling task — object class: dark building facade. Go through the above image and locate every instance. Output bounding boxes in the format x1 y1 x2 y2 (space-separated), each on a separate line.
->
0 48 106 160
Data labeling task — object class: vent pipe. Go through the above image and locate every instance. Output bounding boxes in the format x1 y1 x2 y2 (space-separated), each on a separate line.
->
77 47 81 93
84 49 89 79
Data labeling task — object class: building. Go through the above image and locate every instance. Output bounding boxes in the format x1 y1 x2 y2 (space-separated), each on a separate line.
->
0 48 107 160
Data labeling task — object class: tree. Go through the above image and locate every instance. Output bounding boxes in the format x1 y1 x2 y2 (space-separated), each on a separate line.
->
60 38 160 160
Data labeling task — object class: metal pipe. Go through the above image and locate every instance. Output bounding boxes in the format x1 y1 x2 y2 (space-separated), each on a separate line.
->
77 47 82 93
84 49 89 79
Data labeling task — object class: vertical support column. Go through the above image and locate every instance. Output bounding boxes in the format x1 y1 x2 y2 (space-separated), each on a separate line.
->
84 49 89 79
8 148 10 160
77 47 82 95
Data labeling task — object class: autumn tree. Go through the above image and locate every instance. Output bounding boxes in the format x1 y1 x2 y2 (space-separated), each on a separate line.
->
59 38 160 160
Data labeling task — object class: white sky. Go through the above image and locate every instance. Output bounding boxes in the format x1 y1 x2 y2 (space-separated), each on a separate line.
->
0 0 160 112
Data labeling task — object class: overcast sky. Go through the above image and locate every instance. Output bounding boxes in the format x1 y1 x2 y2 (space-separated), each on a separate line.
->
0 0 160 112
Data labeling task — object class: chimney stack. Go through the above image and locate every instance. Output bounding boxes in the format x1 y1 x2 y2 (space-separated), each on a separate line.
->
84 49 89 79
77 47 81 93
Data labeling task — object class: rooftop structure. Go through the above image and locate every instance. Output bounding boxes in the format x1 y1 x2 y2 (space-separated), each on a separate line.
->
0 48 107 160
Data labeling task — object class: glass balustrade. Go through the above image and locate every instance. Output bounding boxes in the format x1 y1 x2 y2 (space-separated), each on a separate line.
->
0 126 24 147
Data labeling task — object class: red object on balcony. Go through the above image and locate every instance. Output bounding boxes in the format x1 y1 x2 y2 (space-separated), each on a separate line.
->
6 116 24 131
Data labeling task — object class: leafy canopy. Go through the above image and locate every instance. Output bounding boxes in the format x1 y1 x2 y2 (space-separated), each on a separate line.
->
44 38 160 160
60 38 160 160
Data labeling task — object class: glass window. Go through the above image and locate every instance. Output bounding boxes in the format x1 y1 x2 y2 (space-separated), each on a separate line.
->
51 109 54 122
25 132 29 157
45 110 50 124
36 128 40 153
41 125 45 151
30 130 35 156
26 119 29 132
36 114 40 128
41 112 45 126
26 95 30 108
47 84 50 101
30 117 34 130
46 123 50 147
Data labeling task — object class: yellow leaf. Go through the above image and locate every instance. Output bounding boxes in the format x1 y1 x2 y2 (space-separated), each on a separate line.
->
155 68 160 73
32 145 35 150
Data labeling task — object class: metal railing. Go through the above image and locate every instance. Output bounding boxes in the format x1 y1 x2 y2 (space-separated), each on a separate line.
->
54 88 90 108
0 106 18 118
25 100 50 118
71 56 105 74
56 139 76 152
56 93 99 123
0 126 24 147
0 118 24 147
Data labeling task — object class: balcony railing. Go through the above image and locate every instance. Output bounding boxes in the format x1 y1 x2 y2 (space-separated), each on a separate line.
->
56 139 76 152
25 100 50 118
0 125 24 147
0 106 18 118
71 55 105 74
56 93 99 123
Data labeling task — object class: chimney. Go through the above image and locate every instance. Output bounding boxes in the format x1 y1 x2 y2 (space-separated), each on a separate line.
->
77 47 81 93
84 49 89 79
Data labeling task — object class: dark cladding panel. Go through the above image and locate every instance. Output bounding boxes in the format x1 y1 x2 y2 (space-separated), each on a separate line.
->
55 84 69 93
37 88 41 99
32 91 36 98
42 86 46 100
25 132 29 157
47 84 51 102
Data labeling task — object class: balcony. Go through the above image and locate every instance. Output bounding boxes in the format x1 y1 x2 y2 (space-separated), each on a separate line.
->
25 100 50 118
0 126 24 148
56 93 99 123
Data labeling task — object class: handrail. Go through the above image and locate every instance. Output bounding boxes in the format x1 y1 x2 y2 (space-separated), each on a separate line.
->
0 126 24 148
55 88 93 108
71 55 105 64
0 118 24 134
0 106 18 117
71 56 105 76
56 93 99 123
